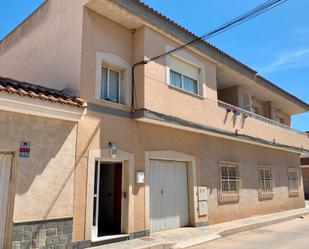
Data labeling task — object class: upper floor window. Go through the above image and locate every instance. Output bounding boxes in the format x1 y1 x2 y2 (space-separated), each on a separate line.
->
241 92 252 112
96 52 131 107
168 56 200 95
101 67 121 103
170 70 198 94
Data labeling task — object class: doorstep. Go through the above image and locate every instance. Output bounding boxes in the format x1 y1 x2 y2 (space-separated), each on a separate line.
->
91 234 130 245
89 207 309 249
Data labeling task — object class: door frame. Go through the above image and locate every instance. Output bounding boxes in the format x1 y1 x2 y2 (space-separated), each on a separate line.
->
145 151 198 232
0 151 17 249
92 160 124 240
86 148 134 241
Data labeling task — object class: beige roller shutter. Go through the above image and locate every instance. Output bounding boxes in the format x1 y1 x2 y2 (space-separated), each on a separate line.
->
169 56 199 80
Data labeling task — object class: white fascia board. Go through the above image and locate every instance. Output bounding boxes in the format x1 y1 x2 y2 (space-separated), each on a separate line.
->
0 92 86 122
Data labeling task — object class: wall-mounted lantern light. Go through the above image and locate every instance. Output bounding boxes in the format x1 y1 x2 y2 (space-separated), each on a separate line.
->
109 141 117 159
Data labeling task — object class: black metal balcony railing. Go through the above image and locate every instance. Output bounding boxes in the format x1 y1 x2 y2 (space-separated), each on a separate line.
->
217 100 304 134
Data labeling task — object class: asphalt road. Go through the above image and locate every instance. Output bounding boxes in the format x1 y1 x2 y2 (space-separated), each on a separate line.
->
190 215 309 249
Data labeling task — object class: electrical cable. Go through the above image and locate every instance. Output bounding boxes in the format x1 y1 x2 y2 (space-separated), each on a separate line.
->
131 0 288 112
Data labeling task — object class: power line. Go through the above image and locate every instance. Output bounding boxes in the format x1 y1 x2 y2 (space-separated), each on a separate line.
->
131 0 288 111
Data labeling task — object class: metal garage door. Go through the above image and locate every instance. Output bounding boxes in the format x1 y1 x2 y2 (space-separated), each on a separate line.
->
0 153 13 249
150 160 189 232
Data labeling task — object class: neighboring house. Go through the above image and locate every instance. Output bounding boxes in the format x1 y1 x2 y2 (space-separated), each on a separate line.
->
0 77 86 249
301 135 309 200
0 0 308 248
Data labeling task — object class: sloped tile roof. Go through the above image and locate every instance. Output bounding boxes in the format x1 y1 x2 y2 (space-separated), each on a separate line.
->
0 76 87 108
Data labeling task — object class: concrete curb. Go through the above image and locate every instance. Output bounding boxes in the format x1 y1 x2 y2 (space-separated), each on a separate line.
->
172 209 309 249
219 210 309 237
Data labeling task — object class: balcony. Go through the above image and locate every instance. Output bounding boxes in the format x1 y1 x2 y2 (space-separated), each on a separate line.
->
217 100 304 134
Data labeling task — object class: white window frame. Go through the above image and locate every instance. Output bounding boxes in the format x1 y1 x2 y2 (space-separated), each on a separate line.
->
258 166 274 200
165 45 206 97
241 91 252 112
169 69 199 95
95 52 131 106
288 168 299 196
101 66 121 104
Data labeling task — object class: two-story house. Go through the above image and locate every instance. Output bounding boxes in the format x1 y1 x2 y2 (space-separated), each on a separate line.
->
0 0 308 248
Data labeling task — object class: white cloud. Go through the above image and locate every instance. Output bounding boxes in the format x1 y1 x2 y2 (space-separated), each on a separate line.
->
258 48 309 74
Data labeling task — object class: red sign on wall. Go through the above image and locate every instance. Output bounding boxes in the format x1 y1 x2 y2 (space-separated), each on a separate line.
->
19 141 30 158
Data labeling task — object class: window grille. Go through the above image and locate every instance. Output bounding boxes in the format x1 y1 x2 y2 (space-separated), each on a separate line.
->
288 168 299 197
258 167 274 200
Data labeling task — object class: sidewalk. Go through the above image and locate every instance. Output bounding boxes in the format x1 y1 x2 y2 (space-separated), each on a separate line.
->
91 207 309 249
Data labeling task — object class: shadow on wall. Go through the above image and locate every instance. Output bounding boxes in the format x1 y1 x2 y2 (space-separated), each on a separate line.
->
0 110 96 221
10 119 76 195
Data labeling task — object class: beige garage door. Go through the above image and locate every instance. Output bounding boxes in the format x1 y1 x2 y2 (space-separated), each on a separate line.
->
150 160 189 233
0 153 13 249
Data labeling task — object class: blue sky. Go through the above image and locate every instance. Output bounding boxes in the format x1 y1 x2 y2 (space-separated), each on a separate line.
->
0 0 308 131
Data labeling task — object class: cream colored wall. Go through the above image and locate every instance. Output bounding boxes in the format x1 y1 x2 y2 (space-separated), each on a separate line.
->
204 137 304 223
73 111 304 240
0 0 87 92
137 27 308 150
80 8 134 104
143 26 218 105
0 110 77 222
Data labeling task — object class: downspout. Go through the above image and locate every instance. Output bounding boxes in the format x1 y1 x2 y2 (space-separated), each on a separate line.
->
131 61 148 113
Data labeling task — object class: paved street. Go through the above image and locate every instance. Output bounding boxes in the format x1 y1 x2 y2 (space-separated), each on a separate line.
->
190 215 309 249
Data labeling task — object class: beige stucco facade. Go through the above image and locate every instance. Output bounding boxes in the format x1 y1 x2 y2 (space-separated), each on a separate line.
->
0 0 87 92
72 111 305 241
0 0 308 247
0 110 77 221
0 108 78 248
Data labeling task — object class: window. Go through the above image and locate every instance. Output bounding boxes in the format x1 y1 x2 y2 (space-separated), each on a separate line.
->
288 168 299 196
258 167 273 200
242 92 252 112
170 70 198 94
168 56 200 95
220 162 240 194
252 105 260 115
101 67 121 103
